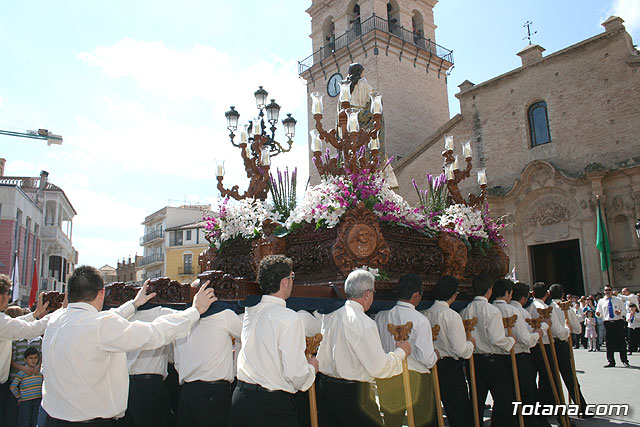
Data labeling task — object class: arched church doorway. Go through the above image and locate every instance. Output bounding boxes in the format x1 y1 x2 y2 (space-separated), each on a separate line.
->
529 239 585 296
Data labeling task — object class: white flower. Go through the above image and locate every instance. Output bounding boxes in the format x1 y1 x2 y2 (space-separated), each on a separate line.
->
438 204 488 239
212 198 280 248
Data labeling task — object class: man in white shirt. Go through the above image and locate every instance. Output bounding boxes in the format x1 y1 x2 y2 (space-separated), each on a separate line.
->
627 303 639 354
122 304 176 427
422 275 474 427
174 300 242 427
41 265 216 426
620 288 639 309
316 269 411 427
461 275 516 427
549 284 589 411
376 274 437 427
509 282 551 427
596 286 629 367
231 255 318 427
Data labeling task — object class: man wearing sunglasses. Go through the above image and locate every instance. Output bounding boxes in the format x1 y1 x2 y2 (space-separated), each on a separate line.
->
595 287 629 367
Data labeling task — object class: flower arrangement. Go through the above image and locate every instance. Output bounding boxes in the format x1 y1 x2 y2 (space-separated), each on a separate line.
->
269 167 298 220
413 173 449 214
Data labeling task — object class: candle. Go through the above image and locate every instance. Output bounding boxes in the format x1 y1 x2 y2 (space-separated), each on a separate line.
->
252 118 261 135
370 92 382 114
311 92 323 115
347 108 359 133
444 135 454 151
260 147 271 166
478 168 487 185
216 161 225 177
369 137 380 150
310 129 322 152
453 155 460 170
337 126 342 140
445 164 454 181
240 128 248 144
244 145 252 158
339 80 351 103
463 141 472 158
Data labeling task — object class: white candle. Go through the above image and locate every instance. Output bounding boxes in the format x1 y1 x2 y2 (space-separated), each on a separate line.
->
453 155 460 171
244 145 252 158
347 109 359 133
261 148 271 166
311 92 323 115
252 119 261 135
478 168 487 185
310 130 322 152
240 129 248 144
370 92 382 114
444 135 454 151
445 164 454 180
369 137 380 150
339 81 351 103
337 126 342 140
463 141 472 158
216 162 225 177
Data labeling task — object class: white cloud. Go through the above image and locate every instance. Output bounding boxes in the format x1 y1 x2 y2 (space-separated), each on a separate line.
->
605 0 640 38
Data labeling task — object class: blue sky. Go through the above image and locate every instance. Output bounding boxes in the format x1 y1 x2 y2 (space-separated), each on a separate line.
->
0 0 638 268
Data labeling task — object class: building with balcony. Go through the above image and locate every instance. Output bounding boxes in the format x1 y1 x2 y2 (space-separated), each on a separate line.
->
165 221 209 283
116 255 142 283
0 162 78 304
139 204 210 280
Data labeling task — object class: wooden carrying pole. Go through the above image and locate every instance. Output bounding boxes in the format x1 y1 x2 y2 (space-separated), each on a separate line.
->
431 325 445 427
305 333 323 427
387 322 415 427
503 314 525 427
557 301 581 408
462 317 481 427
535 308 571 427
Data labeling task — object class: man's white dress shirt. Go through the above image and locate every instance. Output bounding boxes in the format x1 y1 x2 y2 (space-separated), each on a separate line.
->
596 296 626 321
460 296 515 355
627 311 640 329
550 299 582 340
236 295 315 393
298 310 322 336
620 293 639 310
376 301 437 373
127 306 175 378
317 300 405 382
528 298 569 344
509 300 548 354
174 308 242 384
493 300 538 355
42 301 200 422
0 312 49 383
422 300 473 360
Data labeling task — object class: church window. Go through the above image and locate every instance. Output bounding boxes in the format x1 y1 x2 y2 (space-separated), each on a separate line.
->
528 101 551 147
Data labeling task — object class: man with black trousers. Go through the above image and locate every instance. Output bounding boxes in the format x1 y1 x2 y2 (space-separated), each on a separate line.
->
421 276 475 427
461 275 517 427
596 286 629 367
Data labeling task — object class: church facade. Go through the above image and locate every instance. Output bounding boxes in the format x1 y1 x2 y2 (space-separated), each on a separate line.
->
393 17 640 295
299 1 640 296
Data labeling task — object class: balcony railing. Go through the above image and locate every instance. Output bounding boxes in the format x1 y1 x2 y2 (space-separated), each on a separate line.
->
139 252 164 267
298 14 454 75
140 229 164 245
178 266 194 276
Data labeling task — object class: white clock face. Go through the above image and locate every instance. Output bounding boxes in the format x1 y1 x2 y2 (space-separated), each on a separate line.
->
327 73 343 97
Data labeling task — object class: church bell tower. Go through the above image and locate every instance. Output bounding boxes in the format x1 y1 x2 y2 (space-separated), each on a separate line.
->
299 0 453 182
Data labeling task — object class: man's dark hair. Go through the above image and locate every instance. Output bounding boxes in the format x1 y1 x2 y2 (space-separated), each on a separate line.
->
493 279 514 298
472 275 492 296
257 255 293 295
0 274 11 296
397 274 422 300
549 284 564 300
434 276 459 301
532 282 548 299
68 266 104 303
24 347 39 359
512 282 530 302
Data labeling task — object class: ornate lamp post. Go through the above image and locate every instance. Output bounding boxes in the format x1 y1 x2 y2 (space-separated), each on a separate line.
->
441 136 487 207
635 219 640 240
309 82 383 177
218 86 297 201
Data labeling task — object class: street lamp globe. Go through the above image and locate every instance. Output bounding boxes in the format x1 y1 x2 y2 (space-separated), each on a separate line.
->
225 106 240 131
265 99 281 123
282 114 297 138
254 86 268 109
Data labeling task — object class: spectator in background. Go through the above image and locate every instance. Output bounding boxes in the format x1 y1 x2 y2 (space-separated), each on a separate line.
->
584 310 598 352
596 286 628 367
627 303 639 355
10 347 42 427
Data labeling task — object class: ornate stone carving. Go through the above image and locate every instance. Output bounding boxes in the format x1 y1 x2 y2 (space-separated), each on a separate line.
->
613 196 624 211
615 258 637 281
525 195 577 228
332 202 390 276
532 169 551 187
437 232 468 280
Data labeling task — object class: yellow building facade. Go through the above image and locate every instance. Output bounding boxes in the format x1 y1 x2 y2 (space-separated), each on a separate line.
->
164 221 209 283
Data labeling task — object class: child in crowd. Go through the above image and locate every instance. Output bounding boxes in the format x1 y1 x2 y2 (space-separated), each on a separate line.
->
584 310 598 352
10 347 43 427
627 303 640 355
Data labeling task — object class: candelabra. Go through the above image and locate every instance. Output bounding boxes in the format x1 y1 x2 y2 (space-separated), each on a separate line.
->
309 81 383 177
441 135 487 207
218 86 297 201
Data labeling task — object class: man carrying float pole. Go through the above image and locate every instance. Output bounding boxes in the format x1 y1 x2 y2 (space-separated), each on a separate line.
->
316 269 411 426
376 274 438 427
